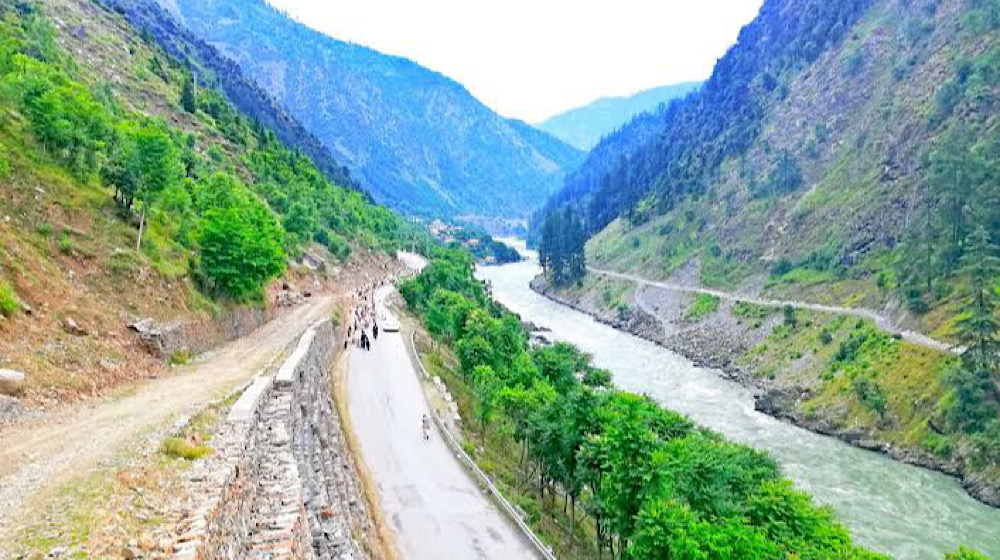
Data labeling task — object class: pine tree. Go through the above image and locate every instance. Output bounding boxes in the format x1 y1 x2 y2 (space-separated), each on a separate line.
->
956 227 1000 374
181 74 197 114
949 226 1000 431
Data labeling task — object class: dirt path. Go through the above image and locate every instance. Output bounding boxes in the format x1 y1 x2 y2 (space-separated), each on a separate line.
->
347 287 538 560
0 296 334 543
590 267 956 354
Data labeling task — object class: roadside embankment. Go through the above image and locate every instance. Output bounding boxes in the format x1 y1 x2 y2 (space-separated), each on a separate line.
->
169 320 375 560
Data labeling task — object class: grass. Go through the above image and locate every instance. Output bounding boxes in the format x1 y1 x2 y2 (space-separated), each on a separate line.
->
685 293 720 321
168 349 191 366
0 278 18 317
159 436 210 460
159 405 221 461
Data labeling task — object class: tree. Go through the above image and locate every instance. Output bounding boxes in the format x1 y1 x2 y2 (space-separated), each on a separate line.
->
473 365 502 436
181 73 197 113
948 226 1000 431
198 196 286 300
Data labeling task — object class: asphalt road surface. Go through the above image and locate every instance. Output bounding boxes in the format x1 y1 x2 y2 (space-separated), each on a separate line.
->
347 287 537 560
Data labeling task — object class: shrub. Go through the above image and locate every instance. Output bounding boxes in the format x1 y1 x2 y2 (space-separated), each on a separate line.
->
160 436 210 460
58 231 72 254
782 305 798 329
819 330 834 345
686 293 721 321
0 279 18 317
770 258 793 276
169 349 191 365
853 378 886 415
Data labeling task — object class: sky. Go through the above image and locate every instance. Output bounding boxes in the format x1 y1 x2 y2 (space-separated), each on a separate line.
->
264 1 764 123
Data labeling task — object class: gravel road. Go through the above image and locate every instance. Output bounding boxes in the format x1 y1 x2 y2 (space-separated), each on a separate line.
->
591 267 955 354
347 287 537 560
0 296 334 545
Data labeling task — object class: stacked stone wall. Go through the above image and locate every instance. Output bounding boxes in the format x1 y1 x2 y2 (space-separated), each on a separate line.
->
170 320 371 560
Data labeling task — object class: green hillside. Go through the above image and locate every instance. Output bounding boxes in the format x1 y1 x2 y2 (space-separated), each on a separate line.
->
0 0 422 400
536 0 1000 507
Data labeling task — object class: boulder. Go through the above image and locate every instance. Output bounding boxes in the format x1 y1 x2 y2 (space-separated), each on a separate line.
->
0 369 25 396
63 317 88 336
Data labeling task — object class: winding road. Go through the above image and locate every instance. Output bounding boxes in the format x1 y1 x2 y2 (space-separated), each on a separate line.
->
590 267 956 354
347 286 537 560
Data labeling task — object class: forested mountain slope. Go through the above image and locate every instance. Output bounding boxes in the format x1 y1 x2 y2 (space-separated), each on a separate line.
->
535 0 1000 507
536 81 702 150
100 0 361 192
0 0 420 402
159 0 584 218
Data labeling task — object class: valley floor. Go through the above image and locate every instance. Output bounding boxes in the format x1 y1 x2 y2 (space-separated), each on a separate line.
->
531 269 1000 510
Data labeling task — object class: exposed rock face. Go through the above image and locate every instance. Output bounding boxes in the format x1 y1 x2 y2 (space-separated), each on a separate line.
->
129 306 272 360
170 320 372 559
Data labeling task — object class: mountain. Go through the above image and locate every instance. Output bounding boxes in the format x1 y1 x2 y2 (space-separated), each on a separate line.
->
157 0 584 218
535 0 1000 506
536 82 702 150
0 0 424 403
101 0 362 194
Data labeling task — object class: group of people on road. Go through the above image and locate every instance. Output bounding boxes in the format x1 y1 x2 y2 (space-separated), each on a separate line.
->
347 269 435 443
345 280 391 352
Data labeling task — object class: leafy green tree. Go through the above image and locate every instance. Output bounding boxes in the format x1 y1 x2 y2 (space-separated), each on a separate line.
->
198 197 286 300
473 365 502 436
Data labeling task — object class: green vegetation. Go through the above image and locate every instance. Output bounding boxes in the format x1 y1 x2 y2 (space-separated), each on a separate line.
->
169 350 192 366
0 1 422 303
0 278 18 317
159 436 211 460
538 206 587 286
685 293 720 321
402 250 885 560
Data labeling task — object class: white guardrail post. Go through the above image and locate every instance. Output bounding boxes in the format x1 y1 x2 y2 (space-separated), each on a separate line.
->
408 330 557 560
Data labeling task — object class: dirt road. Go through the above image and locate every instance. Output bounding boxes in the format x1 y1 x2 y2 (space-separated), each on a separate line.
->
590 267 955 354
347 287 537 560
0 296 334 542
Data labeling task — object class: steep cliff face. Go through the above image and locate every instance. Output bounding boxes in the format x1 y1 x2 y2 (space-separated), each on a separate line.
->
161 0 584 218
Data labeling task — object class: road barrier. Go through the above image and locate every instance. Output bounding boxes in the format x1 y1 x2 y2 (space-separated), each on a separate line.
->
408 330 557 560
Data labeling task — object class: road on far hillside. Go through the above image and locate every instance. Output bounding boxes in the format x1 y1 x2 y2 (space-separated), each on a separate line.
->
347 286 538 560
590 267 956 354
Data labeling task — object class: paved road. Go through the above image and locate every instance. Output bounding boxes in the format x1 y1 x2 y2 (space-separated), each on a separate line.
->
0 296 334 544
347 287 537 560
591 267 956 354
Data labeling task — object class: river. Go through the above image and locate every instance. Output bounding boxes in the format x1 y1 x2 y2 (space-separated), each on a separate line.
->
476 246 1000 560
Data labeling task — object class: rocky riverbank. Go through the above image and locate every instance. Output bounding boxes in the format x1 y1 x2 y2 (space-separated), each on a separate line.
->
529 274 1000 509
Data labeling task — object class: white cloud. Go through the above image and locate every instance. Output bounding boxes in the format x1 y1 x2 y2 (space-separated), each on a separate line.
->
265 0 763 122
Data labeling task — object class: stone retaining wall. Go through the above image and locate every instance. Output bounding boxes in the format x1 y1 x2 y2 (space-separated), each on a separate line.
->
170 320 371 560
131 306 273 360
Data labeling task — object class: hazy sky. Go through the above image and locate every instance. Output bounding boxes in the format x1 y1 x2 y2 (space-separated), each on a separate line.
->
265 1 764 122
